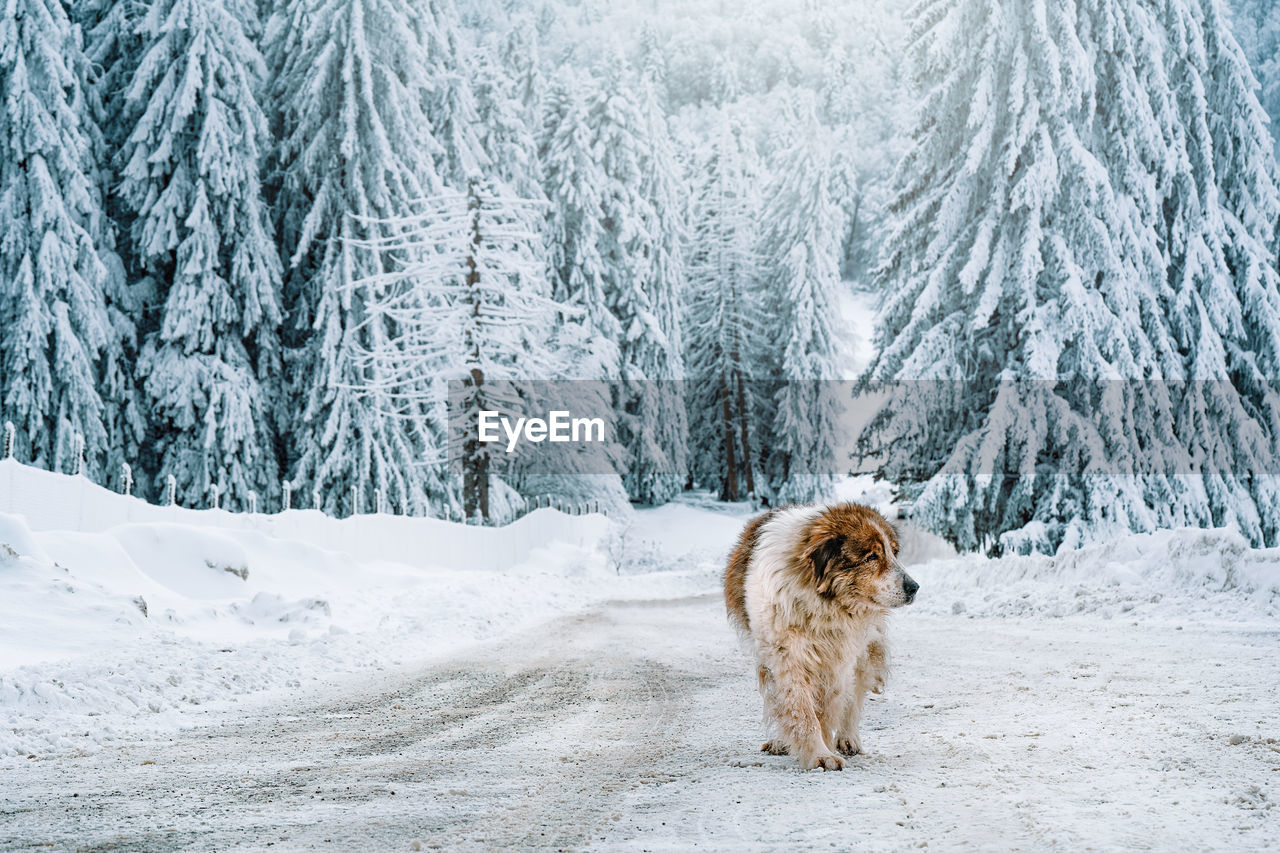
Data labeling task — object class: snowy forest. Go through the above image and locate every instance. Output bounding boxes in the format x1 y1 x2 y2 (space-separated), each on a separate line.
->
6 0 1280 553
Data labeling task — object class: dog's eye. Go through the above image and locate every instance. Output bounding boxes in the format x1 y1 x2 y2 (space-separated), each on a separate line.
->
860 553 878 565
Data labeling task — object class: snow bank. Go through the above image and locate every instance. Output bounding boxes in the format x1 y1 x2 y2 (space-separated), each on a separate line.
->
0 462 725 759
910 526 1280 622
0 507 629 757
0 458 605 572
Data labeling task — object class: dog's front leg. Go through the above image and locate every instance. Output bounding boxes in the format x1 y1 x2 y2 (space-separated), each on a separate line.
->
836 641 888 755
834 682 866 756
771 653 843 771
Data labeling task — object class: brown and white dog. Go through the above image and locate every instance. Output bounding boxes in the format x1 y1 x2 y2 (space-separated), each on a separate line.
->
724 503 918 771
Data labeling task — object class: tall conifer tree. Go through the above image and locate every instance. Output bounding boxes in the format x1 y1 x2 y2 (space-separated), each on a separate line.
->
759 101 845 505
116 0 283 508
0 0 123 478
863 0 1280 552
267 0 451 515
684 116 763 502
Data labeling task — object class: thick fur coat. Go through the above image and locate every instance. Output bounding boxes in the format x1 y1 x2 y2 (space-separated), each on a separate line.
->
724 503 918 770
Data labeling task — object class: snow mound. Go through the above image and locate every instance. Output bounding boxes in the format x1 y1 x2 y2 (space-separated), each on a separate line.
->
0 479 730 759
913 527 1280 622
0 499 630 758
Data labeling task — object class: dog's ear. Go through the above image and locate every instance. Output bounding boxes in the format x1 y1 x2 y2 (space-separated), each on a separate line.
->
808 536 844 597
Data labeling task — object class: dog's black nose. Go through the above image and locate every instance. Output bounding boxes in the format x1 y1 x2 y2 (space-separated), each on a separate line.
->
903 576 920 599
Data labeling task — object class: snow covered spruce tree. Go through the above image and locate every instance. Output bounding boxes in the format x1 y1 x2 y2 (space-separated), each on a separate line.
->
75 0 144 164
684 115 764 503
540 56 689 505
1155 0 1280 544
758 101 846 505
862 0 1280 553
540 70 622 370
267 0 453 516
472 34 544 200
70 0 149 489
537 68 627 515
1226 0 1280 158
0 0 129 479
115 0 283 510
420 0 487 187
587 52 687 505
621 70 689 505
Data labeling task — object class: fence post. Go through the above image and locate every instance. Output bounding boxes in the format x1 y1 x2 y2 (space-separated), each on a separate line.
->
374 487 384 515
72 433 84 476
120 463 132 496
3 422 13 459
210 483 221 510
282 481 292 512
165 475 177 507
351 485 359 517
247 491 258 514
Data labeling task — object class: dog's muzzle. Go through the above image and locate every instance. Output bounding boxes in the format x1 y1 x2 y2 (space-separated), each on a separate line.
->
902 574 919 604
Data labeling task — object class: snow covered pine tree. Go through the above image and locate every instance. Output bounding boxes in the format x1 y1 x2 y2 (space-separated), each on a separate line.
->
684 114 764 503
342 178 564 523
74 0 149 489
1226 0 1280 159
0 0 126 480
582 51 688 506
759 98 846 505
117 0 283 510
267 0 456 516
862 0 1280 553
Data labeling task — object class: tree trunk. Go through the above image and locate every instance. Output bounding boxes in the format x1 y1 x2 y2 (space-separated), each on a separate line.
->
720 375 738 502
462 179 489 522
734 368 754 499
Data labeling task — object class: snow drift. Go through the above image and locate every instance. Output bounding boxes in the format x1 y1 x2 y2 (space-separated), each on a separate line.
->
913 526 1280 622
0 460 673 757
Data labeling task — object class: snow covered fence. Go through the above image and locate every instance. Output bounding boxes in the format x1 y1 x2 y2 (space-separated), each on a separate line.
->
0 458 609 573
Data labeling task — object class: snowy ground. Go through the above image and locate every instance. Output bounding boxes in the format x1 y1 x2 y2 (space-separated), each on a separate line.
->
2 467 1279 850
3 592 1277 851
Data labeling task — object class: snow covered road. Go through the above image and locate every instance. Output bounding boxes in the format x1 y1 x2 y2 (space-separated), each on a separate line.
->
3 593 1277 851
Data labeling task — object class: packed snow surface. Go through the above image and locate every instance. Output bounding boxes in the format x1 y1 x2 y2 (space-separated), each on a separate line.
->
2 464 1278 850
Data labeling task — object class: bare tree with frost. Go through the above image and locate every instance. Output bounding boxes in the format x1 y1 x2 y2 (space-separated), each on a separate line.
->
343 179 602 522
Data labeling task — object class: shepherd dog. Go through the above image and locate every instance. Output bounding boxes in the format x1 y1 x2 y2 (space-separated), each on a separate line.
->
724 502 918 770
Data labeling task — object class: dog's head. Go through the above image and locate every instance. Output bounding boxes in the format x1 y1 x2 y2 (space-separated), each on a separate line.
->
800 503 919 610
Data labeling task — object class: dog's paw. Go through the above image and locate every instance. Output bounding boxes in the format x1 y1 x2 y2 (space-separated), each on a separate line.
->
835 736 861 756
805 752 844 771
761 739 789 755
